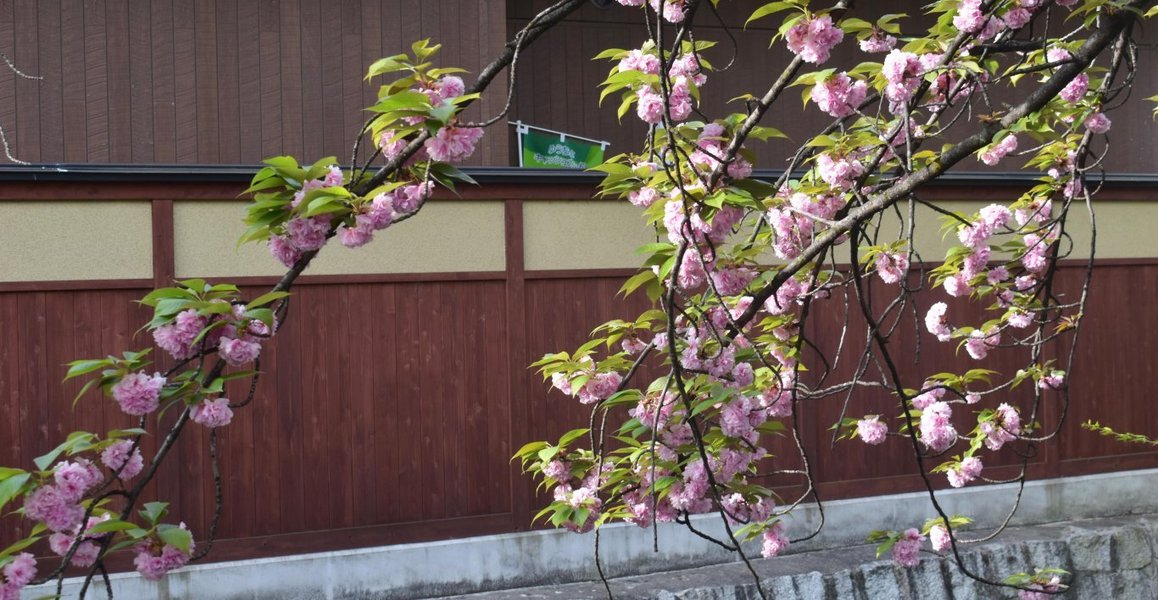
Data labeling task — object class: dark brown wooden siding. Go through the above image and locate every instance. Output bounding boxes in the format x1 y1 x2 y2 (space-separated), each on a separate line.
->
0 0 509 166
0 2 1152 171
0 180 1155 565
507 0 1158 174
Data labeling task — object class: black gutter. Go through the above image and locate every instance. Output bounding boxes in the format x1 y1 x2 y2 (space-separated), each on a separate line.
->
0 164 1155 187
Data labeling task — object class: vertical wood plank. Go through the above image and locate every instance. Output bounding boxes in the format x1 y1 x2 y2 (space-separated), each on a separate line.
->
35 0 62 162
172 0 197 163
278 0 303 160
0 3 16 163
505 199 529 526
339 0 362 165
105 0 132 162
234 0 260 163
151 0 176 162
82 0 109 161
371 283 400 524
59 0 87 161
258 0 280 158
12 0 39 163
193 0 219 163
212 0 239 164
128 0 155 162
297 0 321 160
318 0 343 162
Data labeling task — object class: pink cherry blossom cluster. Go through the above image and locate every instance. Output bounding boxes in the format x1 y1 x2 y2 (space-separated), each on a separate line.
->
635 76 693 124
664 197 743 250
426 125 485 163
980 134 1019 166
953 0 1003 40
1019 576 1064 600
911 383 947 410
267 167 345 267
689 124 750 181
133 527 193 581
338 183 430 249
892 528 925 567
761 522 790 558
1084 111 1111 133
619 49 659 75
1047 48 1089 103
924 302 951 342
669 53 707 87
921 52 978 108
191 397 234 428
101 439 145 479
882 50 924 113
766 190 845 260
551 464 611 533
929 523 952 553
155 303 274 370
857 416 888 445
858 31 896 53
647 0 686 24
153 308 210 360
982 403 1021 450
954 0 1043 41
49 514 110 568
24 459 102 533
0 553 36 600
721 493 774 527
112 371 166 416
946 456 983 488
919 401 958 452
815 151 865 190
874 250 910 285
810 73 868 118
785 14 844 64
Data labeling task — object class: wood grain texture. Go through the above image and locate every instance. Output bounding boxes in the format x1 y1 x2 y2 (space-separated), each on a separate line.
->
0 260 1152 562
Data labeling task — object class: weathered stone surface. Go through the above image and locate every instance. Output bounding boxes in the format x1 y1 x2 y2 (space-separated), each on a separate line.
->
458 515 1158 600
1112 526 1153 570
1070 531 1114 570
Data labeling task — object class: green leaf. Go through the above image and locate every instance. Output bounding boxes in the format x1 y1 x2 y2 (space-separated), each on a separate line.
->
430 162 479 187
619 270 657 297
34 433 96 471
140 502 169 526
156 524 193 554
512 441 548 462
558 428 590 447
65 359 112 381
0 534 42 560
87 519 140 535
0 472 31 512
746 1 796 28
247 291 291 310
365 54 410 79
537 446 560 463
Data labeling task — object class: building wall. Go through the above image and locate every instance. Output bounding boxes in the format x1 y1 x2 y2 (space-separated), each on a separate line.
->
507 0 1158 173
0 178 1155 564
1 1 1153 172
0 0 509 166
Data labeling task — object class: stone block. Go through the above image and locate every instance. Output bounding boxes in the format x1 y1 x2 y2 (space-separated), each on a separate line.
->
1111 527 1153 570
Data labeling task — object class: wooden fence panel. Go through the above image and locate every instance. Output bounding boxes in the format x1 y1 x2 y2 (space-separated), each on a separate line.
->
0 185 1154 566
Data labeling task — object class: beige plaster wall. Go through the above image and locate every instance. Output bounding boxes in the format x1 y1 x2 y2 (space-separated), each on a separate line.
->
523 200 657 271
173 200 506 278
522 198 1158 272
881 199 1158 263
0 201 152 281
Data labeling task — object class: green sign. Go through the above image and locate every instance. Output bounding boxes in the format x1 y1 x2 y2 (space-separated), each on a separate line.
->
519 127 606 169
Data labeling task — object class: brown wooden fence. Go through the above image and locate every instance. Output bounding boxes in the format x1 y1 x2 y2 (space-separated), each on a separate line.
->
0 179 1156 565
